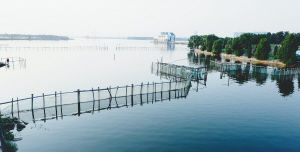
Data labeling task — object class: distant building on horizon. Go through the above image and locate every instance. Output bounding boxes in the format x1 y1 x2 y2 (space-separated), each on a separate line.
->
154 32 176 43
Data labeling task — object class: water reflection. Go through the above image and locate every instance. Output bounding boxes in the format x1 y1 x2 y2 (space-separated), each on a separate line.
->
188 52 299 97
153 42 175 51
273 75 294 96
299 74 300 90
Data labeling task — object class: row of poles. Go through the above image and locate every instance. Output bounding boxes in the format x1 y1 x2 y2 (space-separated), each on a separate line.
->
4 80 189 123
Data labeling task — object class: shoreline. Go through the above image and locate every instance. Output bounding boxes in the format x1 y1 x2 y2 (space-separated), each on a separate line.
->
194 49 286 68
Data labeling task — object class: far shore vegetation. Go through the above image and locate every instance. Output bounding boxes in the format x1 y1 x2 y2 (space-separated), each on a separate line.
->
0 34 70 40
188 32 300 67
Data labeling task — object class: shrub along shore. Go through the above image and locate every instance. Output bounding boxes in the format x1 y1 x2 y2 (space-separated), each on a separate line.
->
188 32 300 68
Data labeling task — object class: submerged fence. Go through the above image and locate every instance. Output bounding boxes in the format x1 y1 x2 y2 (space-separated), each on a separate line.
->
0 80 191 123
152 62 207 81
209 60 300 76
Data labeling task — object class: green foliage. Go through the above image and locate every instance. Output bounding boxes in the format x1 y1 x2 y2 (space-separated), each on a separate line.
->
224 39 233 54
4 131 15 141
225 48 233 54
232 38 243 56
223 37 232 48
254 38 271 60
246 43 252 58
212 39 223 56
5 140 18 152
188 32 300 61
188 35 206 49
206 34 219 52
0 117 22 152
273 45 279 57
200 45 206 51
188 35 199 49
239 33 254 48
276 34 299 66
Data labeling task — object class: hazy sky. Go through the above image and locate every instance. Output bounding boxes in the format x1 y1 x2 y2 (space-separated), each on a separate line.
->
0 0 299 37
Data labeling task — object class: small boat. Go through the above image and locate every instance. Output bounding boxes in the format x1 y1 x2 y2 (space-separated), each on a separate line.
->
0 62 7 67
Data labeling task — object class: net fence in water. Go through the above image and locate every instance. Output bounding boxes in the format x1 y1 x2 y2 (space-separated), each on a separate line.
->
152 62 207 81
0 80 191 122
209 60 300 76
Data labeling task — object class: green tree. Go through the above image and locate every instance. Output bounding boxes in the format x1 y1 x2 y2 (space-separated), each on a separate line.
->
188 35 206 49
212 39 223 56
225 39 233 54
188 35 199 49
206 35 219 52
254 38 271 60
239 33 254 48
276 34 299 66
232 38 243 56
246 43 252 58
273 45 279 57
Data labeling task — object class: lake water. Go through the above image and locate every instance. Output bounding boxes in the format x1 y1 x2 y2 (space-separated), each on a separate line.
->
1 39 300 152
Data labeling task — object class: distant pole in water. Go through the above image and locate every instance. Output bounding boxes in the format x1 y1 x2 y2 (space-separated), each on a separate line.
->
114 54 115 60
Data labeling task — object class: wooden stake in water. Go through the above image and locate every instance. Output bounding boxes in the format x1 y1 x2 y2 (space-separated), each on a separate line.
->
77 89 81 116
43 93 46 121
147 82 149 103
11 98 14 118
98 87 100 110
17 97 20 119
60 91 63 118
131 84 134 106
55 91 58 119
31 94 35 122
92 88 95 112
140 83 143 105
125 85 128 106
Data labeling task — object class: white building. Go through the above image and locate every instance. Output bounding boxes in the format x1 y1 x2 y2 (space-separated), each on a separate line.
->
154 32 176 43
296 49 300 59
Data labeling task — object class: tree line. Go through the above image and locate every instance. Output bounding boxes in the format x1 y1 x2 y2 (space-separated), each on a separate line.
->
188 32 300 66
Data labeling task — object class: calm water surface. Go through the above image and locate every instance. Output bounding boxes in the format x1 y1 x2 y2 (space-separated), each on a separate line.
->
1 39 300 152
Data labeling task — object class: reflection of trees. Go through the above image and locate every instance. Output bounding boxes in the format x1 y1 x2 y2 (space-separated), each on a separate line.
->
252 72 268 85
187 52 197 64
205 55 211 66
187 52 297 96
228 64 251 84
273 75 294 97
298 74 300 90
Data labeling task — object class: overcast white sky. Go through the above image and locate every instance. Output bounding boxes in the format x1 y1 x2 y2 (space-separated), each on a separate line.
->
0 0 299 37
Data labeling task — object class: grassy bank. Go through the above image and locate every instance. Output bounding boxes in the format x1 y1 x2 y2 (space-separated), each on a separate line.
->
194 49 286 68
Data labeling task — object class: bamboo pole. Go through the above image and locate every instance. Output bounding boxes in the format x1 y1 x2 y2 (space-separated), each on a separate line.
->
11 98 14 118
31 94 35 122
131 84 134 106
98 87 100 110
17 97 20 119
43 93 46 121
60 91 63 118
77 89 81 116
55 91 58 119
140 83 143 105
92 88 95 112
